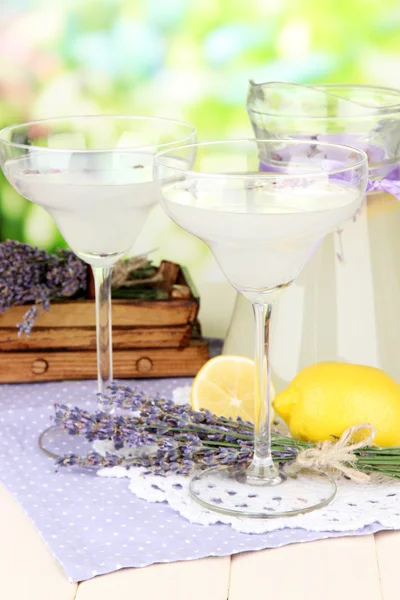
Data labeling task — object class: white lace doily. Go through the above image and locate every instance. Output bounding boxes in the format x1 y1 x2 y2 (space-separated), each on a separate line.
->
97 386 400 535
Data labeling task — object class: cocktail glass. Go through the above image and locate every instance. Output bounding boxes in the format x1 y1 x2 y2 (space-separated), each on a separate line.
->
0 116 196 456
155 139 368 518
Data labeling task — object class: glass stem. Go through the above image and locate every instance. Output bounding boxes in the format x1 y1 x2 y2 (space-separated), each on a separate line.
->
92 266 113 406
246 302 282 486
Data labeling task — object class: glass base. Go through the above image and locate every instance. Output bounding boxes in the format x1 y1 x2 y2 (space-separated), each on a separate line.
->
38 425 95 460
189 465 337 519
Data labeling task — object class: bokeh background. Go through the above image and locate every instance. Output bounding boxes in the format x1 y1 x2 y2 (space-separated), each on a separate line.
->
1 0 400 335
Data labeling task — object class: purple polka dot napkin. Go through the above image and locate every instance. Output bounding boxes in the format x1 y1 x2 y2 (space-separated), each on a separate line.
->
0 378 386 582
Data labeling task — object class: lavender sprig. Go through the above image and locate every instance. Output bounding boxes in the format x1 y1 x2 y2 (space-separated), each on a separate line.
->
0 240 87 335
54 383 301 475
54 383 400 479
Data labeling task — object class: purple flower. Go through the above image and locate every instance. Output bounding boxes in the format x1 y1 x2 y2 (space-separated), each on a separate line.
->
54 385 310 476
0 240 87 335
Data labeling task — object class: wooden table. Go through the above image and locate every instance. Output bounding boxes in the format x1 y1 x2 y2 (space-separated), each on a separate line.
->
1 483 396 600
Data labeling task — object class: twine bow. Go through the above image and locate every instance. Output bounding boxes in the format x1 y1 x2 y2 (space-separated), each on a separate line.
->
295 423 376 483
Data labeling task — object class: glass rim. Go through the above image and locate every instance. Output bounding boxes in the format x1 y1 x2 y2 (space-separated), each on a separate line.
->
155 138 368 179
0 114 197 153
248 81 400 118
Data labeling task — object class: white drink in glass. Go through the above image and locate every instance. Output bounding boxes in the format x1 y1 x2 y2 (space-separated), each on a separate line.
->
155 138 367 519
5 153 159 267
162 179 360 293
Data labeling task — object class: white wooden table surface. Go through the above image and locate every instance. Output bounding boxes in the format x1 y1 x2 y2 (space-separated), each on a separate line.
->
0 483 396 600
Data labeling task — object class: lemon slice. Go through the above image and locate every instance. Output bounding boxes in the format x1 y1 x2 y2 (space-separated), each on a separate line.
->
191 355 275 423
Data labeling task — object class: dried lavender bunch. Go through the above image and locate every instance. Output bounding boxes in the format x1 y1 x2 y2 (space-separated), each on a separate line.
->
54 384 400 479
0 240 87 335
54 383 303 475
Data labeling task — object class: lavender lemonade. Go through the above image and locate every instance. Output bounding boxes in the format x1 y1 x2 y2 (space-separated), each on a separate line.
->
224 83 400 389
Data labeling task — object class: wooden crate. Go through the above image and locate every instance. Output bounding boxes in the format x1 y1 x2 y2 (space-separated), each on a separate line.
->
0 261 211 381
0 261 199 350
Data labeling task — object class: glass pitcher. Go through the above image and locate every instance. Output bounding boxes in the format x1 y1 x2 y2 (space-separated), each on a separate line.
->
223 82 400 390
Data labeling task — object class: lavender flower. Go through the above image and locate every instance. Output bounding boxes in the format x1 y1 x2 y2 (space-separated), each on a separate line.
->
54 384 309 475
0 240 87 335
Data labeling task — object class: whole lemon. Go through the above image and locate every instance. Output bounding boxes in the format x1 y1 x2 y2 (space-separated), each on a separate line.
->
273 362 400 447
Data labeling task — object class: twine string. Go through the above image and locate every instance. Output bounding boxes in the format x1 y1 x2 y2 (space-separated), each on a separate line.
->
295 423 376 483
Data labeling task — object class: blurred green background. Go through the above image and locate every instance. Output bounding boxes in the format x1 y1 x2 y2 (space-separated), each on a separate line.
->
1 0 399 334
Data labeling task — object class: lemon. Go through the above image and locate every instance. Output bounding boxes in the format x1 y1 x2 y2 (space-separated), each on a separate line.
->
273 362 400 447
191 355 275 423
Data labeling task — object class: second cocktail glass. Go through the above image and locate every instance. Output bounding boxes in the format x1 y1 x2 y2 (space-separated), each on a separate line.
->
0 116 196 454
155 139 368 518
